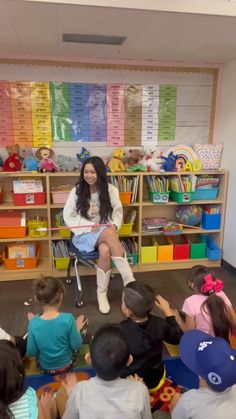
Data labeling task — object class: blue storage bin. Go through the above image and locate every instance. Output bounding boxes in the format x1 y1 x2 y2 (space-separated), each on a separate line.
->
193 188 219 200
202 212 221 230
203 235 221 261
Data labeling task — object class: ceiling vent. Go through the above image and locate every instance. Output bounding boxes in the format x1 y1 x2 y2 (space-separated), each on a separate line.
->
62 33 126 45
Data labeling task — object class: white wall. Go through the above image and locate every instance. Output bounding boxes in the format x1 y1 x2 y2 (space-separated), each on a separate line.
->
218 59 236 267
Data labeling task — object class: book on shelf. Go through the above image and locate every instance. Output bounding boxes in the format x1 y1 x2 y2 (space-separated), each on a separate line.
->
52 240 70 258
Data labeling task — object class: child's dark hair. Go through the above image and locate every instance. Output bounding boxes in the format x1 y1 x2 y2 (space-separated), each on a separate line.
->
90 324 130 381
76 156 112 223
33 276 65 306
188 265 231 342
0 340 25 419
123 281 155 318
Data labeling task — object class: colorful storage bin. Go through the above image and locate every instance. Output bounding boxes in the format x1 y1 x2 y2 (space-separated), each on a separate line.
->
0 226 27 239
119 192 133 205
141 238 157 263
118 223 133 236
193 188 219 200
151 236 173 262
187 234 206 259
203 235 221 261
56 223 71 238
170 191 193 203
3 246 40 270
51 191 70 204
53 257 70 270
13 192 46 206
27 220 48 237
202 212 221 230
126 253 139 265
167 235 190 260
148 190 170 204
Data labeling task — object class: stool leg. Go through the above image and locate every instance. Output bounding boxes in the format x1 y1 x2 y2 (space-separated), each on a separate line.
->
74 258 83 308
97 267 111 314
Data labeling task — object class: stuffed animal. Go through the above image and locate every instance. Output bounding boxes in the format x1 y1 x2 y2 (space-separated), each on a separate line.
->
35 146 59 172
56 154 79 172
125 149 143 169
161 151 179 172
2 144 21 172
108 148 125 172
139 146 162 172
19 146 38 171
76 147 90 168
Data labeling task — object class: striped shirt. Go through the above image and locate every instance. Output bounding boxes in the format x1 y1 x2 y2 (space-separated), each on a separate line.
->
9 387 38 419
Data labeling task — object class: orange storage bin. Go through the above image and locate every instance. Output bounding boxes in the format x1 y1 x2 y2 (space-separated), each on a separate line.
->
152 236 173 262
3 245 40 270
119 192 132 204
0 226 27 239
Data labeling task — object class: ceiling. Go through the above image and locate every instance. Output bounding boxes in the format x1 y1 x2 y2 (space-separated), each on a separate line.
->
2 0 236 65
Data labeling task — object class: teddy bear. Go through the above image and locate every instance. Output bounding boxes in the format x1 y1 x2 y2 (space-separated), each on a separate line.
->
2 144 21 172
19 146 38 171
108 148 125 172
124 149 143 169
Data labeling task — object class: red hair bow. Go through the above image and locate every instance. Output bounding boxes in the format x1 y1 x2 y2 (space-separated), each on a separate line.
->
201 274 224 294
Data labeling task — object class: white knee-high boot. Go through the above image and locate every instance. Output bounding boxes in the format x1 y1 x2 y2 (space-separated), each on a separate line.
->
96 267 111 314
111 256 136 286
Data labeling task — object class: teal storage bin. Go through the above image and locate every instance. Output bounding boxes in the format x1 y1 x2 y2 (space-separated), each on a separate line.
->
193 188 219 200
202 212 221 230
148 190 170 204
170 191 193 203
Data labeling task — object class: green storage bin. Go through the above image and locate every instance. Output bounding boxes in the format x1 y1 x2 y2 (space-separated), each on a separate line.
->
148 190 170 204
54 257 70 270
126 253 139 265
170 190 193 203
187 235 206 259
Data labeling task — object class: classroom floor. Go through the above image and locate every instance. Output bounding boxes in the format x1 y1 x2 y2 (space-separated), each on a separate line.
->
1 266 236 341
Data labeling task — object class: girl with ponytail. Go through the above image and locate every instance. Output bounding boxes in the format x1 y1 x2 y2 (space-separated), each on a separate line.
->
177 265 236 342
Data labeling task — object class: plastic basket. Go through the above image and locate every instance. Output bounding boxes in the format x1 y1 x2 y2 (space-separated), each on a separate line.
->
56 223 71 238
118 223 133 236
126 253 139 265
51 191 70 204
193 188 219 200
0 226 27 239
3 246 40 270
119 192 133 205
53 257 70 270
148 190 170 204
13 192 46 206
27 220 48 237
170 191 193 203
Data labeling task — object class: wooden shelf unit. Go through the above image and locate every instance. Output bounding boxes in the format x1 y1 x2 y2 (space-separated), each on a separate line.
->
0 170 227 281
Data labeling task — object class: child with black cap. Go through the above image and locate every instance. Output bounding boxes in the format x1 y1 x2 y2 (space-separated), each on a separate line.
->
120 281 182 392
170 329 236 419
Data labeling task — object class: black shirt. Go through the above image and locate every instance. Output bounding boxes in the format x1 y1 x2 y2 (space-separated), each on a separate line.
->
120 314 182 389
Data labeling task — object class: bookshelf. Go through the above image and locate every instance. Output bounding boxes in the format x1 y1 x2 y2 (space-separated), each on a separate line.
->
0 170 227 281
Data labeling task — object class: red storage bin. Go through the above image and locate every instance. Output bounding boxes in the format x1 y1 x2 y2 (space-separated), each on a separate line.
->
168 235 190 260
13 192 46 206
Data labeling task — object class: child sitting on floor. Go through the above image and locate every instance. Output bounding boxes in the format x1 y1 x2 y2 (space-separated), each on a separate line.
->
59 324 152 419
120 281 182 392
177 265 236 342
0 340 57 419
27 277 87 374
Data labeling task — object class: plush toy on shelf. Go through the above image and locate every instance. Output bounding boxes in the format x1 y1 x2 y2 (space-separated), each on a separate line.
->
161 151 179 172
35 146 59 172
19 146 38 171
124 149 143 170
76 147 90 168
108 148 126 172
2 144 21 172
56 154 80 172
139 146 162 172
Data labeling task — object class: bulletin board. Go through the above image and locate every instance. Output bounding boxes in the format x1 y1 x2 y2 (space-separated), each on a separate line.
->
0 61 219 150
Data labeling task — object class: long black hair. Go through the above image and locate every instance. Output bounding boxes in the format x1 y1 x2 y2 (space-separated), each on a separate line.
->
188 265 231 342
76 156 112 223
0 340 25 418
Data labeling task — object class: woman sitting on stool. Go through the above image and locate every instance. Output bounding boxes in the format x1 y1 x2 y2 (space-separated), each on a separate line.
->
63 156 135 314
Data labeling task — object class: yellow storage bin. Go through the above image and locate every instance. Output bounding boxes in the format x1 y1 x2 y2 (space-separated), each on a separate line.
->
119 223 133 237
141 237 157 263
56 223 71 238
27 219 48 238
152 236 173 262
54 257 70 270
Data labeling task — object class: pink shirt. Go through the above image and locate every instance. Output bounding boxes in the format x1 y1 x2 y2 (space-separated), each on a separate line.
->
182 291 232 335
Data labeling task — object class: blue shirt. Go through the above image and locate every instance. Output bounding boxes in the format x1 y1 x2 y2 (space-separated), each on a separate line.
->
10 387 38 419
27 313 82 370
